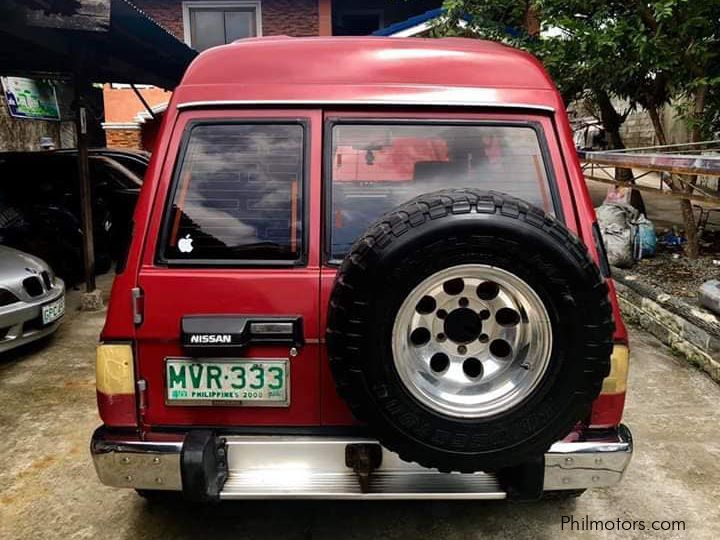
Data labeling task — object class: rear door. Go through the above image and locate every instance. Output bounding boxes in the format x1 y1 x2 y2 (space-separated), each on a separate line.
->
136 109 322 427
318 109 575 424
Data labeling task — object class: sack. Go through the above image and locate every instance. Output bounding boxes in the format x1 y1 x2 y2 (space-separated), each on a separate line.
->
596 203 639 268
603 222 635 268
633 214 657 259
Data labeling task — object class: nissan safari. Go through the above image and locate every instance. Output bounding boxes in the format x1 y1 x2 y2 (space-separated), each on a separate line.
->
91 37 632 502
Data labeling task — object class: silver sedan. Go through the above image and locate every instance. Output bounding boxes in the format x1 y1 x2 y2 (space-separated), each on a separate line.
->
0 245 65 353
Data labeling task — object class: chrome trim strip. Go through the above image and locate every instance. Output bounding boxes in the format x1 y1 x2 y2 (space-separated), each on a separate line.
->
220 436 504 500
544 424 633 490
90 429 184 491
176 100 556 112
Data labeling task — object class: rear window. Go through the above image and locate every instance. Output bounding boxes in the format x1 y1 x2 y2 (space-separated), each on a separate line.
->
328 123 554 261
162 123 304 263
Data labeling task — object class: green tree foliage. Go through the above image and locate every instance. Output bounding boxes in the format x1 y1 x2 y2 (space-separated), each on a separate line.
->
436 0 720 258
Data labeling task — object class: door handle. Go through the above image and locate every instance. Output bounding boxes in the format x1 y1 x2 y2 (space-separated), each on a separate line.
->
181 315 303 354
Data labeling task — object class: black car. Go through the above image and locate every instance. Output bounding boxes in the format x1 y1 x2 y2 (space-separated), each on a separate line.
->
0 149 147 283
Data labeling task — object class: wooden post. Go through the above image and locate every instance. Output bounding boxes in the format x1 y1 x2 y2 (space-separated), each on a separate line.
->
74 73 96 293
318 0 332 36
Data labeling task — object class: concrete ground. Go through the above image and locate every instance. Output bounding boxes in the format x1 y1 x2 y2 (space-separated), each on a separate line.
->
2 285 720 540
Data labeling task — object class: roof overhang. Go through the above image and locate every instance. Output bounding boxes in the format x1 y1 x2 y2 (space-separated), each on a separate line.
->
0 0 197 88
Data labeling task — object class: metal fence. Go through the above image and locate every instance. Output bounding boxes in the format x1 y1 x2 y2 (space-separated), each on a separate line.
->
579 142 720 206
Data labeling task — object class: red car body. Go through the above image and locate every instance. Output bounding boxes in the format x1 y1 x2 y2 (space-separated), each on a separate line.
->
93 37 630 501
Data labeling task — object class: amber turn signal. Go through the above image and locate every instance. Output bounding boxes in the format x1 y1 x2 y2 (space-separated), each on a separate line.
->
601 344 629 395
96 343 135 395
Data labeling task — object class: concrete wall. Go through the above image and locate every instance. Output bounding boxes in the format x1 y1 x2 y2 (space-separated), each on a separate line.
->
618 103 690 148
614 269 720 383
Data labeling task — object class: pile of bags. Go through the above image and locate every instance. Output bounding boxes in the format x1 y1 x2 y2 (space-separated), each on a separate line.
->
596 202 656 268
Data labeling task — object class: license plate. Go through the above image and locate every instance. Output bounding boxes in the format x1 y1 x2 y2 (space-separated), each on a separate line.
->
165 358 289 406
42 296 65 325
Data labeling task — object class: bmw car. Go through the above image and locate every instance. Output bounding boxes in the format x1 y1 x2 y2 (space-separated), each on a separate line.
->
0 245 65 353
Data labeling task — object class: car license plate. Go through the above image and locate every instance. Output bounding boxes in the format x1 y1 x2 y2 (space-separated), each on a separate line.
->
42 296 65 325
165 358 289 406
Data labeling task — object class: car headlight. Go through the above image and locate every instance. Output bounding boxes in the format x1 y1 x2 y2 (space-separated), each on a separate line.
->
0 288 20 307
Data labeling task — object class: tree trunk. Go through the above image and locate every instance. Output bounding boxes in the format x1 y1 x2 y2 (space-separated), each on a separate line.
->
648 107 668 146
680 198 698 258
647 106 681 192
594 90 645 213
681 84 707 259
523 2 541 37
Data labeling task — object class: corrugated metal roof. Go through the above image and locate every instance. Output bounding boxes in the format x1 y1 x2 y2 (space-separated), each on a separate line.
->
0 0 197 88
372 8 446 36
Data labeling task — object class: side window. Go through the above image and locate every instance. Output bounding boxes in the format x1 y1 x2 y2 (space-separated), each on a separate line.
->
328 122 555 261
162 123 304 264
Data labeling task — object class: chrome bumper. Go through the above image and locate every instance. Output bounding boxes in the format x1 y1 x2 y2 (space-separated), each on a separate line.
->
91 425 632 500
0 280 65 353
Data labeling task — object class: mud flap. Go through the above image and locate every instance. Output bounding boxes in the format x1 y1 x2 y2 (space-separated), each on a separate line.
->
498 455 545 501
181 430 228 502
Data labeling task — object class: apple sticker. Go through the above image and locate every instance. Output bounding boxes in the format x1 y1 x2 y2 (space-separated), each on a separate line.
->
178 234 194 253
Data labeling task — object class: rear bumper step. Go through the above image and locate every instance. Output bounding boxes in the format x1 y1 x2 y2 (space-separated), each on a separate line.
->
91 425 633 500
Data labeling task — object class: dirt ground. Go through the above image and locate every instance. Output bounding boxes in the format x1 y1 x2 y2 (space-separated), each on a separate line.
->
2 280 720 540
628 250 720 298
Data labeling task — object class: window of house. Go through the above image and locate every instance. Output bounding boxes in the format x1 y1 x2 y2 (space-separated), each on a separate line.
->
162 122 305 264
183 1 262 51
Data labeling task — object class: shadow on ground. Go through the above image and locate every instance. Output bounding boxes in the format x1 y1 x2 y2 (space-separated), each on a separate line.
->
123 497 580 540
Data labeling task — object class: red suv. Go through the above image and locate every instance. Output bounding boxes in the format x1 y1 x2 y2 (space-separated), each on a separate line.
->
91 37 632 501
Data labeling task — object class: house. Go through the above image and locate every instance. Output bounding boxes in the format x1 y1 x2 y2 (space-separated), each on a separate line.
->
371 7 464 37
103 0 441 150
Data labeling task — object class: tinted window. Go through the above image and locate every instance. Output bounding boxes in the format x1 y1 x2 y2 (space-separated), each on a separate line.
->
329 123 554 260
163 123 304 263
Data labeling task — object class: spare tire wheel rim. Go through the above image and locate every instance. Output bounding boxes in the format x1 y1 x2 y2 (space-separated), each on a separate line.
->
391 264 552 419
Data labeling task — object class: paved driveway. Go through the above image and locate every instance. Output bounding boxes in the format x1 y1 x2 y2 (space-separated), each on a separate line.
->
1 288 719 540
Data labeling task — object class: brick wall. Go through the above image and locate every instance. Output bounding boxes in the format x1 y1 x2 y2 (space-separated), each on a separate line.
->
263 0 318 36
105 129 142 150
133 0 319 41
134 0 183 38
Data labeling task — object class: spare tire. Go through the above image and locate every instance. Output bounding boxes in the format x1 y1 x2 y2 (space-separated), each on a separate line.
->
327 189 614 472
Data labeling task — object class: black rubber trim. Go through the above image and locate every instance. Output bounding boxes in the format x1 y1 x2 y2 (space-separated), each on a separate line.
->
180 430 227 502
592 221 612 278
499 455 545 501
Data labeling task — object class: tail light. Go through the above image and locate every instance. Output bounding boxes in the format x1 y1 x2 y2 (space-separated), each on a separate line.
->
601 344 629 394
96 343 137 427
590 343 629 428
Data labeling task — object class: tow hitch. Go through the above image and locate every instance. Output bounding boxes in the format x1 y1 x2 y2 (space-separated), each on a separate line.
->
345 443 383 493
